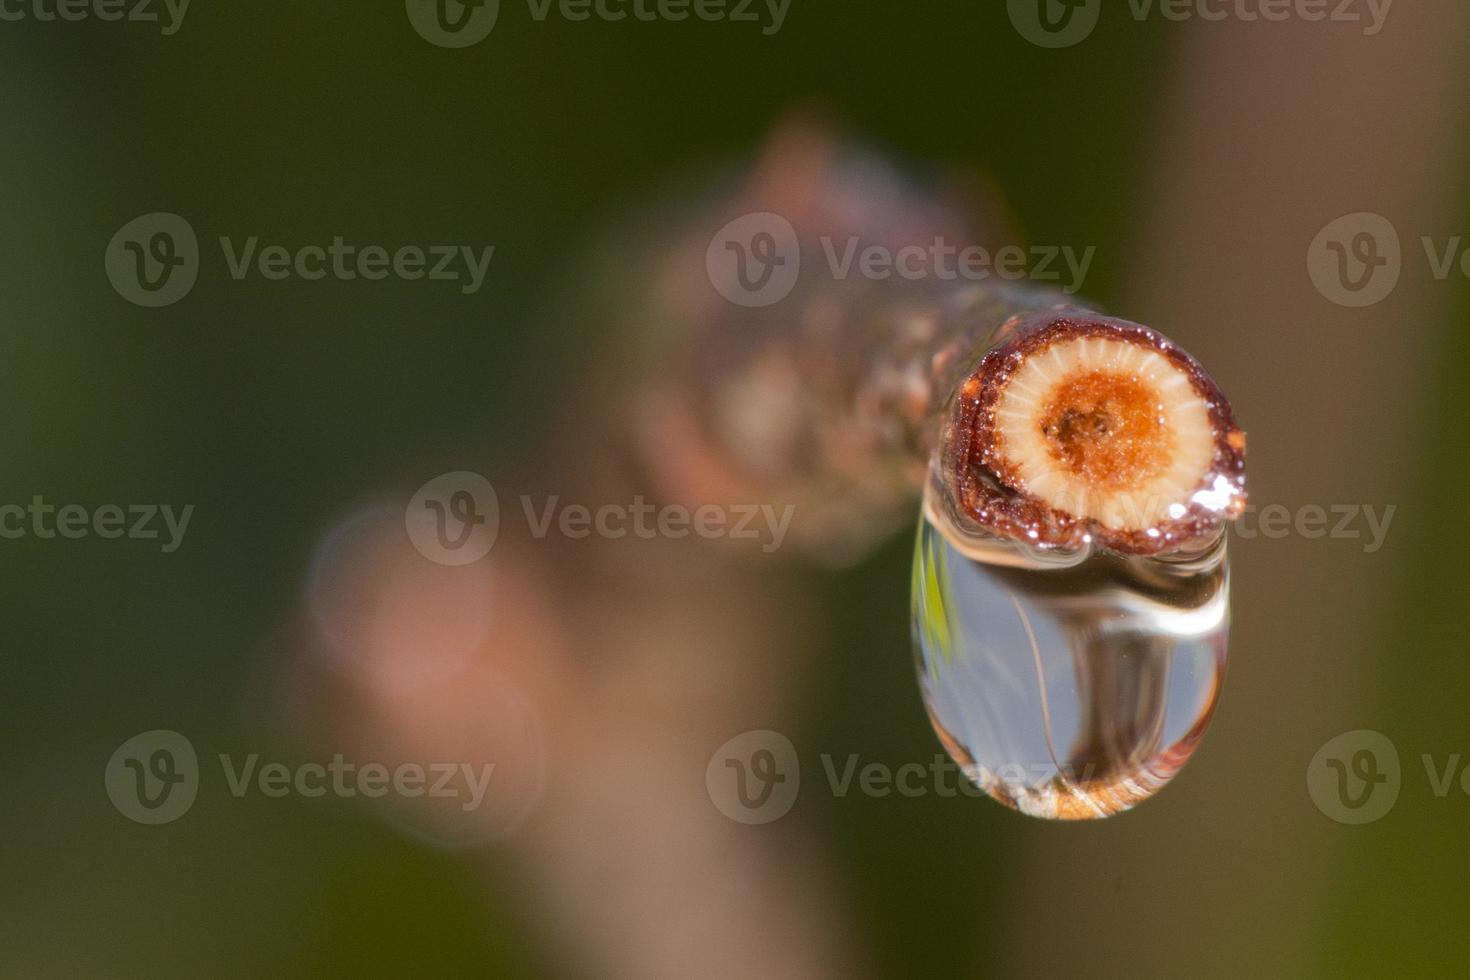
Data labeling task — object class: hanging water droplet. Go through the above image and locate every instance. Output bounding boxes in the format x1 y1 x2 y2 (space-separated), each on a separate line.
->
911 501 1230 820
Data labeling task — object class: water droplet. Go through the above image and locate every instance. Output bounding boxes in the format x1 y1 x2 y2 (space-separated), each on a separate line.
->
911 504 1229 819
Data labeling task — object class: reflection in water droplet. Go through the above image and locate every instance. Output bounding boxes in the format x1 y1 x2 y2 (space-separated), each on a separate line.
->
911 504 1229 820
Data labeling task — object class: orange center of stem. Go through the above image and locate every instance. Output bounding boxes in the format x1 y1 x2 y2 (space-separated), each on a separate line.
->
1039 371 1175 491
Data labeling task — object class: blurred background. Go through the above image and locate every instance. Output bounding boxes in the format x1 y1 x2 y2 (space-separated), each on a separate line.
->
2 1 1468 977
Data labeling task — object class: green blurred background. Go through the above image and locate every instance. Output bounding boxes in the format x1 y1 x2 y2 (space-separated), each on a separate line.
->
3 2 1467 977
